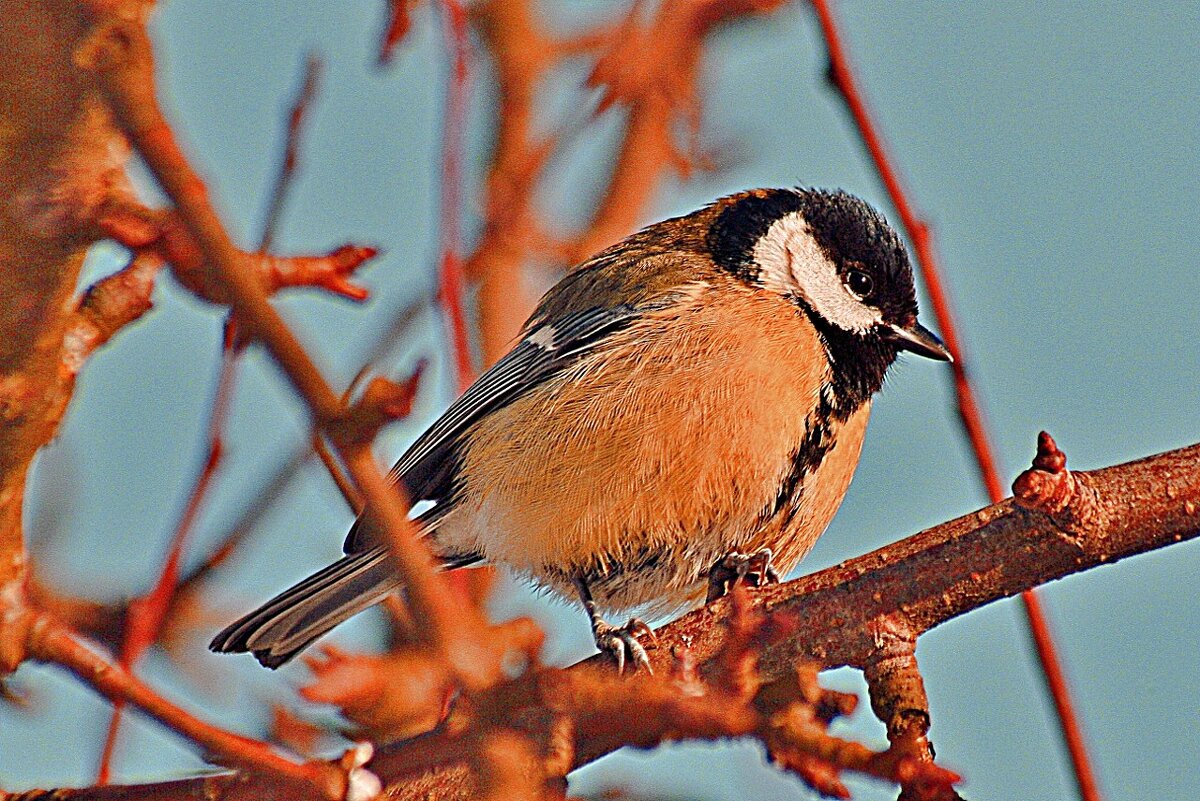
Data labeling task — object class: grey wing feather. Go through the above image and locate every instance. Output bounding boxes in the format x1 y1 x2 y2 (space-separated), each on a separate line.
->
342 304 642 554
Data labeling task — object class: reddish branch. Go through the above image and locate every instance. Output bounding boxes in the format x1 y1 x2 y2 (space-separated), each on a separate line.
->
465 0 786 365
809 2 1101 797
299 644 451 743
75 8 541 763
379 0 419 66
24 609 356 799
95 52 344 782
5 4 1181 801
97 201 374 303
0 1 131 673
436 0 475 391
572 0 786 261
465 0 569 364
380 435 1199 798
808 0 1003 500
3 2 811 796
260 54 322 255
184 298 428 608
128 101 408 672
2 255 160 669
95 340 239 783
66 254 161 366
331 371 425 449
1 5 384 794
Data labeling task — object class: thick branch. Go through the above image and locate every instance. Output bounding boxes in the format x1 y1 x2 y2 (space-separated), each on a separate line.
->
634 439 1200 677
0 0 130 672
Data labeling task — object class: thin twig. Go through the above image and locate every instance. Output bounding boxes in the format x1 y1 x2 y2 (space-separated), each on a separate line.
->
379 0 417 67
187 298 427 595
27 610 349 799
314 433 364 515
435 0 475 393
97 52 328 782
808 2 1103 798
97 340 239 783
260 54 323 254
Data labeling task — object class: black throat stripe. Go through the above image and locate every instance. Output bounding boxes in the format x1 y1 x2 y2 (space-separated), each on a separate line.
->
795 296 895 413
763 383 841 529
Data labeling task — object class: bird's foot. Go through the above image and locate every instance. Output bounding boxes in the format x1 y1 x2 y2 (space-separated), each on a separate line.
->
592 617 656 675
706 547 780 603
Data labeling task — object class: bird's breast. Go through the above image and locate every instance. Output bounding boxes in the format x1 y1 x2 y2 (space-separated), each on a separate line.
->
441 282 870 612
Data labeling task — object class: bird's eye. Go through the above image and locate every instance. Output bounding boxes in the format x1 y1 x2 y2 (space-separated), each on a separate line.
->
845 269 874 300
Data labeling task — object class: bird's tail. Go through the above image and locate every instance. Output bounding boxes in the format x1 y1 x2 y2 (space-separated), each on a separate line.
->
209 547 400 668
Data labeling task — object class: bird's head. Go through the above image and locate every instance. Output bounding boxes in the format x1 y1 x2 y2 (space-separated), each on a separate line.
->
707 187 951 363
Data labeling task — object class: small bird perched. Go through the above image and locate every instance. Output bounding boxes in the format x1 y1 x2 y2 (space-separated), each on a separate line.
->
211 187 950 671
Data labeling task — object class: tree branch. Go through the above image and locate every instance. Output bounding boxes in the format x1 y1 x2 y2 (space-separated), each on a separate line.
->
23 609 357 800
96 199 375 304
0 0 132 673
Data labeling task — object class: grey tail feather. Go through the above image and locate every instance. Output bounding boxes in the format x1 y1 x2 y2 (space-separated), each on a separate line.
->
209 546 486 669
209 547 400 668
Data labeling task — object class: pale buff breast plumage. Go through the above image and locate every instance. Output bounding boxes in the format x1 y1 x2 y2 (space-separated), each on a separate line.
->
436 280 871 612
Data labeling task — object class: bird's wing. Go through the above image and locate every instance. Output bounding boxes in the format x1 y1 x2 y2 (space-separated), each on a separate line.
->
343 302 646 554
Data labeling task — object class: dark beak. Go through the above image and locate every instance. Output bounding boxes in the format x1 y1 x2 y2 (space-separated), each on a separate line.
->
883 321 953 362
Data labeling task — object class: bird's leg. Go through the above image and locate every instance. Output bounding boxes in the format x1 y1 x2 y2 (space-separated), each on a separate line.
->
573 576 655 674
705 547 780 603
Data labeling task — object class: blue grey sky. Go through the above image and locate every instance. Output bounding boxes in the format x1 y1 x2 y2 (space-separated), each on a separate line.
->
3 3 1198 799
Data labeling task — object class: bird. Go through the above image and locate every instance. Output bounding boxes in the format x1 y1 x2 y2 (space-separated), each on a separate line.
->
210 187 951 672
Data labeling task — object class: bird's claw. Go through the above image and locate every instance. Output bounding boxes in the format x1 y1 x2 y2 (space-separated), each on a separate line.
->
593 617 656 675
706 547 780 603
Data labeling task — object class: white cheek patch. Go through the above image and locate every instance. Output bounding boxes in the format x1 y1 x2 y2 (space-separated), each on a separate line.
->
752 211 882 334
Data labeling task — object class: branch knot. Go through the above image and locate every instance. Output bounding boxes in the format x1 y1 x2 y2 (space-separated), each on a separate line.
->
1012 431 1105 537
